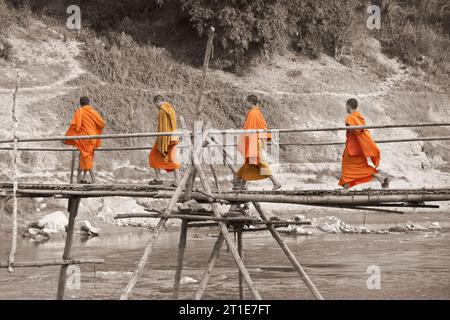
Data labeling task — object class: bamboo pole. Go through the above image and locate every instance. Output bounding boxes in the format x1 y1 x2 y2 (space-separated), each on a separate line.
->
210 164 220 190
190 191 450 206
8 73 19 273
119 164 193 300
0 258 104 268
56 196 81 300
114 213 258 222
69 150 76 184
208 122 450 136
187 220 311 228
5 121 447 145
194 233 225 300
196 27 215 119
278 136 450 147
2 134 450 153
206 135 450 148
0 146 153 152
5 187 450 206
173 219 188 299
211 138 323 299
252 201 323 300
0 130 185 145
237 224 245 300
310 204 403 214
179 115 196 202
193 158 261 299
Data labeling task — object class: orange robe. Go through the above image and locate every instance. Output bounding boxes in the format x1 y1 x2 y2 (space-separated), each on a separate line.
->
236 106 273 181
149 102 180 172
339 111 380 188
64 105 105 171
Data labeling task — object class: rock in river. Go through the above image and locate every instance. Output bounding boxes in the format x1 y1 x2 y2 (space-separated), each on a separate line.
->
37 211 68 233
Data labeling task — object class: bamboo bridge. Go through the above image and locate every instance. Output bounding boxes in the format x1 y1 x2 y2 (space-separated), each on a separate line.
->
1 28 450 300
1 119 450 300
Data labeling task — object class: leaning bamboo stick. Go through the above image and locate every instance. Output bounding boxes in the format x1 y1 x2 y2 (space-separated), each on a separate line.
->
179 115 196 202
215 137 323 299
8 73 19 273
253 201 324 300
210 164 221 190
196 27 215 118
193 159 262 299
119 165 193 300
0 258 104 268
194 232 225 300
237 224 245 300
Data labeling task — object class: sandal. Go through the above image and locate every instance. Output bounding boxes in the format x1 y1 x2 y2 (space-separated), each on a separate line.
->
148 179 163 185
381 177 391 189
272 184 282 191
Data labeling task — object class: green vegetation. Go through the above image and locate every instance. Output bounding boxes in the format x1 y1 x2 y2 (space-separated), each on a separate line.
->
0 0 14 60
5 0 449 76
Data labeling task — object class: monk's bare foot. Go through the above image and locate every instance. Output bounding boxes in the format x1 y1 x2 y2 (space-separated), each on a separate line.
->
381 177 391 189
272 184 282 191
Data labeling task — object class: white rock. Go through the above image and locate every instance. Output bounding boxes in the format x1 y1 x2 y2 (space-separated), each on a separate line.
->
359 227 370 234
293 214 306 222
180 276 198 284
30 234 48 242
427 222 441 231
294 226 312 236
37 211 68 233
28 228 40 236
80 220 101 236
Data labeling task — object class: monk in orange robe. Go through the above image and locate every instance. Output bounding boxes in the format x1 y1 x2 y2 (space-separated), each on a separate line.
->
148 95 180 186
64 96 105 184
236 95 281 190
338 98 390 189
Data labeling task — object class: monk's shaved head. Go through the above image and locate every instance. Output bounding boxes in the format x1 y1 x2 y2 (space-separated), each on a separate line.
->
153 95 165 103
346 98 358 109
80 96 90 106
247 94 260 106
153 95 165 108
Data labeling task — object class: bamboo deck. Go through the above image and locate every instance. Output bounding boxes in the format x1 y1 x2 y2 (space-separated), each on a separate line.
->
1 182 449 207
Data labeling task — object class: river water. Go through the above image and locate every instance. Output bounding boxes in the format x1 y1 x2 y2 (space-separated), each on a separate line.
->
1 226 449 300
